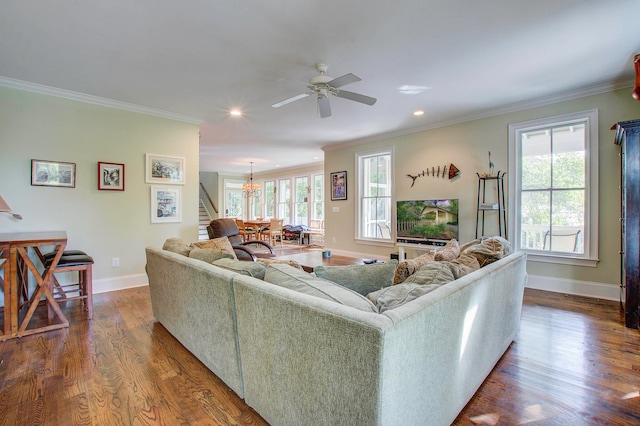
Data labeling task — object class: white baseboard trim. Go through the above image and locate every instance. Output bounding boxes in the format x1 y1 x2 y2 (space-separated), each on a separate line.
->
93 273 149 294
526 274 621 301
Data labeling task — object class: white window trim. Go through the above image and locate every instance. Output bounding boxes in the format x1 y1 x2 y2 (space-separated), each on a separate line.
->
355 147 395 247
508 109 599 267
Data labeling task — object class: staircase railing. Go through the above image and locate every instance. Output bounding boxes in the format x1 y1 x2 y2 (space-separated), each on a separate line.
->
199 182 218 214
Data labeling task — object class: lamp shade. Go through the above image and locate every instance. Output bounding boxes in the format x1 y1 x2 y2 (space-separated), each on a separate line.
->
0 195 22 220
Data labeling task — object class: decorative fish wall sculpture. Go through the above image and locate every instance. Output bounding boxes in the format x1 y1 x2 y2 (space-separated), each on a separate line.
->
407 163 460 187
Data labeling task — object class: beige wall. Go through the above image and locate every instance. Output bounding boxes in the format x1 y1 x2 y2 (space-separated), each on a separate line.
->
323 88 640 293
0 86 200 293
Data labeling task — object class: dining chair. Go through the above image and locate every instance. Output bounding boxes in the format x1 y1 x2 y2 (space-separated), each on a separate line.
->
262 218 284 247
235 219 257 242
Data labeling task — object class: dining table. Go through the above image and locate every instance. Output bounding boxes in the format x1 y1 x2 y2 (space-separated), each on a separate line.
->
0 231 69 340
243 219 271 240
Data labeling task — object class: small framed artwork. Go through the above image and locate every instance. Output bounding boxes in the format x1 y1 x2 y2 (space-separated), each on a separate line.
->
151 186 182 223
98 162 125 191
331 171 347 201
145 153 185 185
31 159 76 188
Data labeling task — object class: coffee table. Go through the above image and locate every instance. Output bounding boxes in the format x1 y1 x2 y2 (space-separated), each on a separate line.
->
273 251 364 273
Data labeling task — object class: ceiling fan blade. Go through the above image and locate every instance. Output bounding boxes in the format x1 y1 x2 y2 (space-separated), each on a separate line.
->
272 93 310 108
335 89 377 106
328 73 361 88
318 96 331 118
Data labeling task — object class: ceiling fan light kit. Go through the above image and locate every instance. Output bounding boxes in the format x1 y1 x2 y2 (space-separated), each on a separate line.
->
272 63 377 118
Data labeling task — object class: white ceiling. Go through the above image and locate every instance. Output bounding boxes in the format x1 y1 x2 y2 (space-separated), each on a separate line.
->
1 1 639 175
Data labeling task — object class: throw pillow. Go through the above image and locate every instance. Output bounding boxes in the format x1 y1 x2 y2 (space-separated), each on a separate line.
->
434 239 460 261
367 283 443 313
264 264 378 313
189 247 235 264
314 260 398 296
193 237 237 260
162 238 193 257
402 262 455 286
212 258 267 279
393 252 435 284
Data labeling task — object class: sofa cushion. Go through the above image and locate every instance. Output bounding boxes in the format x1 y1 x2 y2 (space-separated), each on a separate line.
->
434 239 460 261
394 252 435 284
264 264 378 313
189 247 235 264
314 260 398 296
162 238 193 257
367 283 443 313
257 258 304 270
193 237 237 260
402 262 455 285
212 258 267 279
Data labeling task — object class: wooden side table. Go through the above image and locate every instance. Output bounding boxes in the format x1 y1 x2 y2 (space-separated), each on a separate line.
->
0 245 8 338
0 231 69 340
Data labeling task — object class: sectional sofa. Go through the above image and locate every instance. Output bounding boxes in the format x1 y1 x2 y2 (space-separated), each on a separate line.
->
145 242 527 425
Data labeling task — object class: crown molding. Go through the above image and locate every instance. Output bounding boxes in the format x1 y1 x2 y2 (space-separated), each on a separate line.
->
0 76 203 125
323 79 635 152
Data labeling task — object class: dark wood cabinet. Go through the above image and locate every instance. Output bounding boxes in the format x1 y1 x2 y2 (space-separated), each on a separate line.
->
614 119 640 329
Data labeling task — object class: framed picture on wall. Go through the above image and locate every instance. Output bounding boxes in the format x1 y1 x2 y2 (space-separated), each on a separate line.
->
98 162 125 191
145 153 185 185
151 186 182 223
31 159 76 188
331 171 347 201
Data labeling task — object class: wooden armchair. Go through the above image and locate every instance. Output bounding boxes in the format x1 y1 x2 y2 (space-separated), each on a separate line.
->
207 218 275 261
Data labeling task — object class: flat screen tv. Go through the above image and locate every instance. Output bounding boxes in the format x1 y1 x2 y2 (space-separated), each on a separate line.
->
396 199 459 246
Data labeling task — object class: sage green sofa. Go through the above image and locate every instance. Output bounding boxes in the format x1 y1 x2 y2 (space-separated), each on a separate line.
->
146 247 527 426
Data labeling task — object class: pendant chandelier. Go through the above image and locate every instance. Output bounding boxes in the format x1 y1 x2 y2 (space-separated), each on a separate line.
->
242 162 261 198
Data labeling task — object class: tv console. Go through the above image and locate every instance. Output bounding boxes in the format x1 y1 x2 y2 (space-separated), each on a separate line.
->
396 241 443 260
396 238 448 246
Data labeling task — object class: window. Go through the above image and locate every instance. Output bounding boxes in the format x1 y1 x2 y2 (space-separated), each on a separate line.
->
356 149 393 243
223 179 244 218
293 176 310 226
249 189 261 220
312 173 324 221
262 180 275 218
277 178 291 222
258 173 323 225
508 110 598 266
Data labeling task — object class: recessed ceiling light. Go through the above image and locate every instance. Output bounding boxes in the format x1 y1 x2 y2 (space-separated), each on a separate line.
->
413 110 425 116
398 85 430 95
230 109 242 117
275 164 281 167
313 156 319 160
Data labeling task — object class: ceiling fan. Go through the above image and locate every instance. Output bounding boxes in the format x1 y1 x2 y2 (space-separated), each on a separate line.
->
272 63 377 118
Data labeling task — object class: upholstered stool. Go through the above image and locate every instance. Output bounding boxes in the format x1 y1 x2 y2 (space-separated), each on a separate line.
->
44 254 94 320
42 249 87 262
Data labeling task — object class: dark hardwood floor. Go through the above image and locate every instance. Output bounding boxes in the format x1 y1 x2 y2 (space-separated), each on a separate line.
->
1 271 639 424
